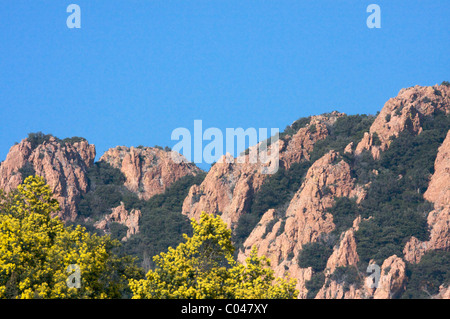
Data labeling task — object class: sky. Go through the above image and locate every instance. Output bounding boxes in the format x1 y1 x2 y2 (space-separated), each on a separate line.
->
0 0 449 170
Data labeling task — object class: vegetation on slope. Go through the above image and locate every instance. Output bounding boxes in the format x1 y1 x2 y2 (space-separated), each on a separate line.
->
354 111 450 266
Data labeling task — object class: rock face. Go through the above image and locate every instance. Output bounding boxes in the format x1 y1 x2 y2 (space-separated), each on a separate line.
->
433 285 450 299
94 202 141 241
235 85 450 299
313 217 367 299
315 280 364 299
0 137 95 221
100 146 202 200
325 217 361 274
372 255 407 299
424 130 450 208
181 113 343 229
404 130 450 263
280 111 344 168
356 84 450 159
181 152 269 228
238 150 365 296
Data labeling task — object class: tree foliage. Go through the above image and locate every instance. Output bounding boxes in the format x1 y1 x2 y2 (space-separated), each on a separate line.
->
402 250 450 298
120 173 206 269
297 241 333 273
355 112 450 265
309 114 375 163
129 212 297 299
26 132 87 150
0 176 141 299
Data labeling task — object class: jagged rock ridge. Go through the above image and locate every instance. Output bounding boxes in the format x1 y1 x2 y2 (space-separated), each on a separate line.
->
1 83 449 299
0 136 95 221
100 146 202 201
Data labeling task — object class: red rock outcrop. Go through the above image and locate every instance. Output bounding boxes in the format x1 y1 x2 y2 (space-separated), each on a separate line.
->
372 255 407 299
403 130 450 263
280 111 344 168
0 137 95 221
325 217 361 274
100 146 202 200
433 285 450 299
94 202 141 241
181 152 268 228
424 130 450 208
315 280 364 299
181 113 343 229
238 150 365 296
356 84 450 159
314 217 367 299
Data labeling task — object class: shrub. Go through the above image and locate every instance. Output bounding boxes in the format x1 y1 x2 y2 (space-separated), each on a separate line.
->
305 272 325 299
330 266 362 290
309 114 375 163
109 222 129 241
27 132 54 149
18 162 36 182
87 161 126 188
385 114 391 122
62 136 87 144
355 112 450 265
372 132 382 146
281 116 311 137
402 250 450 298
27 132 88 149
297 241 333 272
326 197 359 236
118 173 206 269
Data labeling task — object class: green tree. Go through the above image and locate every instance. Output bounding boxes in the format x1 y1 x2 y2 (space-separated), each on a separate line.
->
129 212 297 299
0 176 141 299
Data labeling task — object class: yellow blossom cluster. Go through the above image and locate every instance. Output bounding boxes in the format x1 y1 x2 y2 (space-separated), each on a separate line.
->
129 212 297 299
0 176 140 299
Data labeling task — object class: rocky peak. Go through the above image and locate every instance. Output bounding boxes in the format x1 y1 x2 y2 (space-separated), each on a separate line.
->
372 255 407 299
94 202 141 241
238 150 365 296
356 84 450 159
325 216 361 274
0 136 96 221
181 113 342 229
100 146 202 200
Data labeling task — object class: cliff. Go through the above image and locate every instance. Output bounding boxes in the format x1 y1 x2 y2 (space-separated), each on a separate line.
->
181 112 342 229
355 84 450 159
100 146 202 200
0 136 95 221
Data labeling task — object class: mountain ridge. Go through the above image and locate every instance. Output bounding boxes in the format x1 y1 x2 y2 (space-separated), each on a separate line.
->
1 82 449 298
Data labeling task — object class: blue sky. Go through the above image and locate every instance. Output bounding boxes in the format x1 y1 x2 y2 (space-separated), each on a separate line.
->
0 0 449 170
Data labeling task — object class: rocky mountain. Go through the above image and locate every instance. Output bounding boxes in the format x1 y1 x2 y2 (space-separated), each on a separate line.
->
355 84 450 159
181 111 342 230
100 145 202 200
183 83 450 299
1 82 449 298
0 134 95 221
